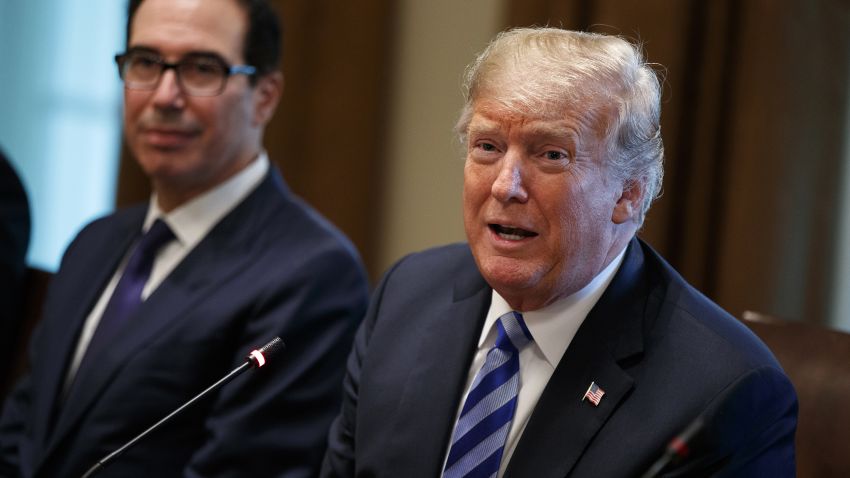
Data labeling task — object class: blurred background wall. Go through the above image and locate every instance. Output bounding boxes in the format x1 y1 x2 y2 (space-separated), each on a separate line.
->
2 0 849 330
0 0 124 272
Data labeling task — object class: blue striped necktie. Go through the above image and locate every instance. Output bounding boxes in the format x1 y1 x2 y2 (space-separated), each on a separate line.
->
443 311 533 478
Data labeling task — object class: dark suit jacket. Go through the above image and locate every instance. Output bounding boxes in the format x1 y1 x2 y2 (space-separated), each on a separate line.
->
0 150 31 393
322 238 797 477
0 168 370 478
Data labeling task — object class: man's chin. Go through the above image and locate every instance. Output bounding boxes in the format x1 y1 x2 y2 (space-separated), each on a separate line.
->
479 259 542 293
132 145 193 170
134 158 195 187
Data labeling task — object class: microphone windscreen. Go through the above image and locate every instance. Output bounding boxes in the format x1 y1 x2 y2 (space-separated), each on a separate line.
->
247 336 285 367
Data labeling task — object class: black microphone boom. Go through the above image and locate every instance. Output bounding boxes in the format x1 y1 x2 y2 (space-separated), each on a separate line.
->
640 416 705 478
80 336 285 478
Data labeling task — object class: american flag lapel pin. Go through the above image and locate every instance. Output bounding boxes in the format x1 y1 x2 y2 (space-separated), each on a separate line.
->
582 381 605 407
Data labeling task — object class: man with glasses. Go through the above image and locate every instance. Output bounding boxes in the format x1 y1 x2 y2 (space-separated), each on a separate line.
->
0 0 369 476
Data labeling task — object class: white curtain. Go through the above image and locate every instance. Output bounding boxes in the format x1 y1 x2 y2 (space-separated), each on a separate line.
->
0 0 124 270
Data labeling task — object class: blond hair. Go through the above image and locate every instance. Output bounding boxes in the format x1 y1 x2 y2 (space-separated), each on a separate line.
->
457 27 664 222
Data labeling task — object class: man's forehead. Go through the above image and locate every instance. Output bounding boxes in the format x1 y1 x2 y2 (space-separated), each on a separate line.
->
474 89 615 139
130 0 247 61
469 100 592 135
468 113 564 134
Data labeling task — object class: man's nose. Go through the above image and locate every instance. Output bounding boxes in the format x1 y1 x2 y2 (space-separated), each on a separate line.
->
151 69 186 109
491 152 529 203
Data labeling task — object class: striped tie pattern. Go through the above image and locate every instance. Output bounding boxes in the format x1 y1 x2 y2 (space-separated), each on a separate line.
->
443 311 533 478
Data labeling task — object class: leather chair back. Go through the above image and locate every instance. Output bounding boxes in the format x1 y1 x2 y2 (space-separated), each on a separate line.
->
742 311 850 478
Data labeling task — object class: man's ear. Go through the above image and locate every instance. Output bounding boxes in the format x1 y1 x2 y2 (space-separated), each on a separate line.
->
612 179 643 224
252 71 284 126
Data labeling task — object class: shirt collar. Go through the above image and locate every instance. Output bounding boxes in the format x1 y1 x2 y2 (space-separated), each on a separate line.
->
480 245 628 367
143 152 269 249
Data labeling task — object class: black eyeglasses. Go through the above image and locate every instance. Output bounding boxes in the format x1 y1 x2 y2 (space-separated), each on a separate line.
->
115 49 257 97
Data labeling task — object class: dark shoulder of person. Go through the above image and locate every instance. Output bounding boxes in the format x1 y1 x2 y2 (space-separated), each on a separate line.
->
0 146 32 396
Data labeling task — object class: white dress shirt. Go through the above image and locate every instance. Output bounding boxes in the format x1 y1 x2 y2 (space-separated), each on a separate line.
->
64 153 269 389
444 246 627 477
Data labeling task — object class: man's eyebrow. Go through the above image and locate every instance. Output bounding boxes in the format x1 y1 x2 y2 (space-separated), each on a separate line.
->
524 123 576 140
466 121 501 136
181 50 228 59
126 45 159 55
126 46 226 60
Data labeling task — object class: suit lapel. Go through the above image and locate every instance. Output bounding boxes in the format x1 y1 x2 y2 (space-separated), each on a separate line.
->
386 262 491 476
505 238 649 478
43 171 284 457
30 210 143 450
48 232 240 445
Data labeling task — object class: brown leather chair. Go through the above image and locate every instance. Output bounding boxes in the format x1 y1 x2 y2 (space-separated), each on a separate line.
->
741 311 850 478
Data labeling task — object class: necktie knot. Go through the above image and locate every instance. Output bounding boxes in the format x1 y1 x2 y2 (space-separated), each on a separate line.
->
124 219 175 276
494 311 532 353
138 219 175 257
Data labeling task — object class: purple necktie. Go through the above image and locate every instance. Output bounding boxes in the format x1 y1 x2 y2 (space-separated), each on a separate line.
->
76 219 175 371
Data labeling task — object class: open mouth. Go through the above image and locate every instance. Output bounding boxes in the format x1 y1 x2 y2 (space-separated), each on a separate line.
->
489 224 538 241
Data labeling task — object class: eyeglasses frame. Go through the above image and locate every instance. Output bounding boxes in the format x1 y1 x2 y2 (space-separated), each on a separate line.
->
114 49 257 97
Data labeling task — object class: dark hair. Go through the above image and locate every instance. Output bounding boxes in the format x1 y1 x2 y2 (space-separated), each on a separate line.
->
126 0 282 83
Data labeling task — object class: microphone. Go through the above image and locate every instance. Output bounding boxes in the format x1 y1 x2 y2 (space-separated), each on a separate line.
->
640 415 705 478
640 375 747 478
80 336 285 478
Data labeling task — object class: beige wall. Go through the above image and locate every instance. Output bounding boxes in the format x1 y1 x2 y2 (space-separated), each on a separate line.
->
832 91 850 330
375 0 506 276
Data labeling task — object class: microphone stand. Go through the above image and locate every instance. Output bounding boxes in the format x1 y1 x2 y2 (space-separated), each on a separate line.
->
640 416 705 478
81 337 284 478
